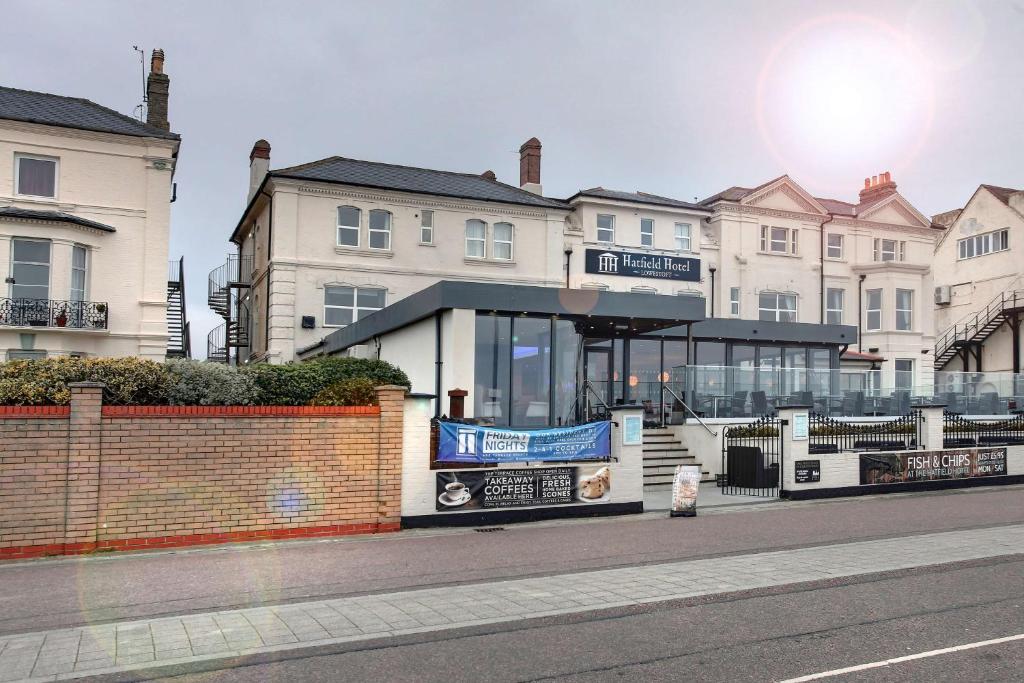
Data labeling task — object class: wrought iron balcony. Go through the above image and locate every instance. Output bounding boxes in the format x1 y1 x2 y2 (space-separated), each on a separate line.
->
0 298 109 330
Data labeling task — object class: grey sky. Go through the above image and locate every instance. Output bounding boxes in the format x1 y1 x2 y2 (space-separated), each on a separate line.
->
3 0 1023 356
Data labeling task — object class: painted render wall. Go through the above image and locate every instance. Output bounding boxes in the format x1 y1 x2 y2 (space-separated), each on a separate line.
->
0 120 177 360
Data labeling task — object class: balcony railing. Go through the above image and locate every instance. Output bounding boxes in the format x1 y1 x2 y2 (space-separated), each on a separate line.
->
0 298 108 330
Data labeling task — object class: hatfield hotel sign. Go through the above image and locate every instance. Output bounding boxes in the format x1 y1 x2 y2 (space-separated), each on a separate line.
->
584 248 700 282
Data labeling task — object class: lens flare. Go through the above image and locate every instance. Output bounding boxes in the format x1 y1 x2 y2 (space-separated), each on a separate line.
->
756 13 935 192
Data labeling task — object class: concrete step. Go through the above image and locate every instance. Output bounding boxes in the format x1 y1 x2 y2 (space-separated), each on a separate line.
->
644 464 701 476
643 472 715 485
642 445 688 453
643 455 697 466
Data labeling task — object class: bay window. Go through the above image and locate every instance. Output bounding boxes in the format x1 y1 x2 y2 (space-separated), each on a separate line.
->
895 288 913 331
866 289 882 331
826 288 844 325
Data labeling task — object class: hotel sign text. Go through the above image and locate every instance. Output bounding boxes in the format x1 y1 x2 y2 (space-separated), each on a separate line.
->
584 248 700 282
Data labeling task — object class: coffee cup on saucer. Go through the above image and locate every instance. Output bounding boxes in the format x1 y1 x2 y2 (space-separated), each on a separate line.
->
445 481 467 499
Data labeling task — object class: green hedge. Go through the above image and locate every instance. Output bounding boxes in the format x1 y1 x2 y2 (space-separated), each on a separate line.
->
0 356 409 406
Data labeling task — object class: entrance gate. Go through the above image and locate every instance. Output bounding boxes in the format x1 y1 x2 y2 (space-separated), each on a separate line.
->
721 415 784 497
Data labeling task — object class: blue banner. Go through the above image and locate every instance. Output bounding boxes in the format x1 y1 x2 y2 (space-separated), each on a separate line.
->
437 421 612 463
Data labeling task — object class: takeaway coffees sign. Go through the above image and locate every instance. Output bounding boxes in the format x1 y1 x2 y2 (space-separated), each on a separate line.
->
435 465 611 511
584 248 700 282
437 421 611 463
859 447 1007 485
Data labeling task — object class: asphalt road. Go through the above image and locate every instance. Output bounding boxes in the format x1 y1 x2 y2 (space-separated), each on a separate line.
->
2 486 1024 636
90 554 1024 682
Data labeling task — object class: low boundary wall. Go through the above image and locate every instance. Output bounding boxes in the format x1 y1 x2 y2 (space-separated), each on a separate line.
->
0 383 406 559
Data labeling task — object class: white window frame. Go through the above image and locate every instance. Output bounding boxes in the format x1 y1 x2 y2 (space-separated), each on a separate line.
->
493 222 514 261
873 238 904 262
760 225 797 254
420 210 434 245
895 288 913 331
367 209 392 251
581 282 610 291
14 153 59 199
826 233 844 259
826 287 844 325
70 245 88 302
631 286 658 294
465 219 487 258
958 229 1008 260
323 285 386 328
894 359 914 393
866 288 883 331
336 206 360 247
674 223 692 251
596 214 615 244
10 237 51 300
729 286 740 316
758 291 797 322
640 218 654 248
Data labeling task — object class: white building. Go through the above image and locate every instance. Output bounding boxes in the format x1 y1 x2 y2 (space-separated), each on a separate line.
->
0 50 187 361
698 172 940 395
930 184 1024 404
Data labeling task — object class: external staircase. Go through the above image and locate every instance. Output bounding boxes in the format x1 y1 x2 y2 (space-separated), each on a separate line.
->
934 288 1024 370
166 258 190 358
642 427 713 486
206 255 252 363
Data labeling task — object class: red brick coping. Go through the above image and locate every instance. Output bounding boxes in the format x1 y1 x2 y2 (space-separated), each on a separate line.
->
0 406 70 417
0 522 401 560
101 405 380 417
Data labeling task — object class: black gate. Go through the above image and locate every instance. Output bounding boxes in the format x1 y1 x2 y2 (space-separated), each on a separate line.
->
721 415 784 497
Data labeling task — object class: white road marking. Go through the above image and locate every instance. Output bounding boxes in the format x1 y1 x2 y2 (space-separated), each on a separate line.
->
779 632 1024 682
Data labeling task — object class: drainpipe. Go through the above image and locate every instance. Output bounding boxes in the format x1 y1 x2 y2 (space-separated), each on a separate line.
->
708 265 717 318
434 312 443 418
564 248 573 288
857 274 867 351
820 214 834 324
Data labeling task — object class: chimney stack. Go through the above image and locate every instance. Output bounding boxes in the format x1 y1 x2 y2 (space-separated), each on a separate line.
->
481 170 496 181
145 49 170 131
248 139 271 203
858 170 897 205
519 137 542 195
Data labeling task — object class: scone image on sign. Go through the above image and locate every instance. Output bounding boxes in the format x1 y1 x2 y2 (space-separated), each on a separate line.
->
578 466 610 502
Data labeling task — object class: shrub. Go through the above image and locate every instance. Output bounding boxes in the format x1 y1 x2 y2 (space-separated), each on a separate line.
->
163 359 257 405
0 357 168 406
311 377 380 406
242 356 409 406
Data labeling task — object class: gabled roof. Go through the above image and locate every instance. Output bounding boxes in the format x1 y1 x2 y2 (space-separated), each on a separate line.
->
0 206 116 232
0 86 179 141
980 184 1022 206
269 156 568 209
566 187 710 212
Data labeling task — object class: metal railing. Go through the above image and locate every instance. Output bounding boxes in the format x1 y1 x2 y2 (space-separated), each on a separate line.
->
721 415 783 496
207 255 253 312
168 257 183 285
808 411 923 453
0 298 108 329
207 323 227 363
662 383 717 436
943 411 1024 448
935 288 1024 364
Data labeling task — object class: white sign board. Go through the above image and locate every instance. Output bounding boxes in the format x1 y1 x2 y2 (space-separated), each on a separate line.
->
792 412 809 441
622 415 643 446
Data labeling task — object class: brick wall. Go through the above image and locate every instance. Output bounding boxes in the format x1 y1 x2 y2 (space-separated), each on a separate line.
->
0 384 406 559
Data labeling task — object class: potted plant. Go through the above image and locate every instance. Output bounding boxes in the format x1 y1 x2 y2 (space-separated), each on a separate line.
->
55 307 68 327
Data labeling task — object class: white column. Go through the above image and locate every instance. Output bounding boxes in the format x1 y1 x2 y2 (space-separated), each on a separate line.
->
777 405 810 492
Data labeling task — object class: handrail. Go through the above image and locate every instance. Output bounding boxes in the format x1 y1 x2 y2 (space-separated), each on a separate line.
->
662 383 718 436
936 285 1024 359
582 379 610 411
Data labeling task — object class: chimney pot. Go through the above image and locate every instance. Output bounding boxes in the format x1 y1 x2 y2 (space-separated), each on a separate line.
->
248 139 271 203
481 170 496 181
864 178 871 189
145 49 170 131
519 137 542 193
250 139 271 161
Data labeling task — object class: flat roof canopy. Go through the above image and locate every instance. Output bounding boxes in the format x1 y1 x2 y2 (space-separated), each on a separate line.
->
303 281 708 357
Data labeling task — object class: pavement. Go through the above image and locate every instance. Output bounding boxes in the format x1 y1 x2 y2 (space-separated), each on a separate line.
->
0 485 1023 681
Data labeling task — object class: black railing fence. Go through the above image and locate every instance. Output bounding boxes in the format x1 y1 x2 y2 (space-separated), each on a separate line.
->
943 411 1024 448
808 411 922 453
721 414 783 497
0 298 108 329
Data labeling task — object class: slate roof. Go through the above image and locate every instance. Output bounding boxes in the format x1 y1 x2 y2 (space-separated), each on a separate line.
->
816 197 857 216
0 86 179 140
269 156 568 209
567 187 710 212
0 206 116 232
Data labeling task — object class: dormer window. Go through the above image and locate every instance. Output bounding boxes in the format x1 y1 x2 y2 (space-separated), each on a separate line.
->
15 154 57 198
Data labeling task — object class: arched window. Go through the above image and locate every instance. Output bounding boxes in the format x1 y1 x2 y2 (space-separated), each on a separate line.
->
368 209 391 250
337 206 360 247
466 219 486 258
493 222 514 260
